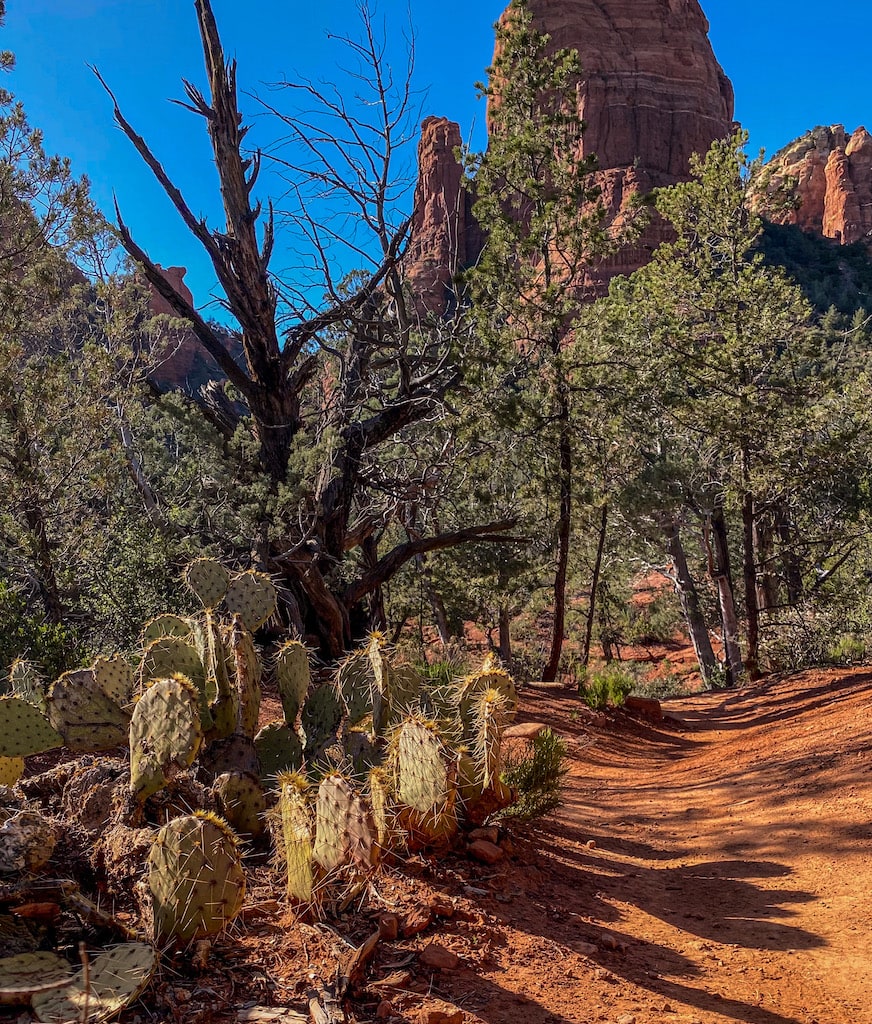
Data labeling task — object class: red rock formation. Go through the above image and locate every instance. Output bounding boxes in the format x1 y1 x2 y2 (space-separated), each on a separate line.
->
403 117 484 313
404 0 735 306
144 265 244 395
763 126 872 248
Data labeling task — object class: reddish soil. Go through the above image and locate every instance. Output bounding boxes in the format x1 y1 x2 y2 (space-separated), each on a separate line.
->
412 670 872 1024
191 667 871 1024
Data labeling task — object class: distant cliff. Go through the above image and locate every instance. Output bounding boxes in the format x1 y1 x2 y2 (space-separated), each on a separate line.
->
760 125 872 249
404 0 735 310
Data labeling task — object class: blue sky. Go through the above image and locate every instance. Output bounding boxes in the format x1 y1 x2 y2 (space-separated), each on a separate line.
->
4 0 870 312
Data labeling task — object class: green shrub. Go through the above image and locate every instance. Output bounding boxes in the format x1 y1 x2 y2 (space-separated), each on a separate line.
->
0 579 84 680
578 663 635 710
630 664 692 700
623 591 683 645
499 728 568 820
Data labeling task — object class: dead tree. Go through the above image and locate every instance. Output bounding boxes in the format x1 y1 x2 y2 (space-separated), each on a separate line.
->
98 0 515 656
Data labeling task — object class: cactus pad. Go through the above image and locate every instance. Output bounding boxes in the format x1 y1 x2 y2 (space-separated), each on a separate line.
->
275 640 311 725
184 557 230 609
7 660 46 712
31 942 158 1024
313 774 360 872
223 571 276 632
393 718 457 843
0 756 24 787
275 773 314 904
148 812 245 944
93 656 134 708
254 722 303 781
212 770 267 839
227 620 261 738
129 675 203 803
335 652 373 727
46 671 128 752
300 684 344 756
0 696 62 757
0 952 73 1006
141 614 192 644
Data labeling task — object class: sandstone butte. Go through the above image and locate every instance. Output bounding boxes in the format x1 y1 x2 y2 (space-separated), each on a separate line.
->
760 125 872 248
404 0 736 312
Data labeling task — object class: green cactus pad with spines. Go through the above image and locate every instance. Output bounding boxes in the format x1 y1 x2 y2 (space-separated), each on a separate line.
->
335 652 373 727
367 767 392 848
312 774 350 873
387 663 423 717
202 614 237 742
184 557 230 609
275 640 311 726
141 634 212 732
458 655 517 738
8 660 46 712
0 697 62 757
345 727 381 778
394 718 450 814
47 671 129 752
201 733 260 777
254 722 303 782
0 952 73 1006
222 571 276 632
276 773 314 904
0 756 24 787
472 687 510 789
141 614 192 645
129 675 203 804
300 684 344 756
393 717 457 843
93 656 134 708
227 620 261 738
31 942 158 1024
148 811 245 945
212 770 267 839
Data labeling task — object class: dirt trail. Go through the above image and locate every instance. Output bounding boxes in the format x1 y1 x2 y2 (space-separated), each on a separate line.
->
433 669 872 1024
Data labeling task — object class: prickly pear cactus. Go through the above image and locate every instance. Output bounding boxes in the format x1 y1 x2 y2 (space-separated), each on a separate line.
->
141 613 192 644
392 717 457 844
275 640 310 726
222 570 276 632
0 697 62 757
7 660 47 712
312 773 377 874
227 619 261 738
0 756 24 787
0 951 73 1006
185 557 230 609
93 656 134 708
199 613 238 742
367 767 392 848
140 636 207 701
254 722 303 782
335 651 374 727
148 812 245 945
472 687 511 789
129 675 203 804
47 670 129 752
275 772 314 904
457 654 517 740
30 942 158 1024
212 770 267 839
300 684 344 757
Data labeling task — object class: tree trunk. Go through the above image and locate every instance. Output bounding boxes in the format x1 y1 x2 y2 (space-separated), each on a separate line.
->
741 490 762 679
582 503 608 668
498 604 512 665
661 513 717 685
707 508 743 685
753 508 778 612
543 407 572 682
775 504 803 605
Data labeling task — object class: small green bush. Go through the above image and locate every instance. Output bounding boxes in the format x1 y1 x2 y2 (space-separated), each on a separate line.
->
0 579 83 680
578 663 635 710
499 728 568 820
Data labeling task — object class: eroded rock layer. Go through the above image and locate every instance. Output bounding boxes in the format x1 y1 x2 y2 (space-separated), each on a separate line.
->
763 126 872 247
404 0 735 309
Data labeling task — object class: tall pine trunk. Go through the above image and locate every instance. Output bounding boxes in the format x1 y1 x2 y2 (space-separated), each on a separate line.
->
708 508 743 685
543 405 572 682
741 490 762 679
661 513 717 685
582 504 609 668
